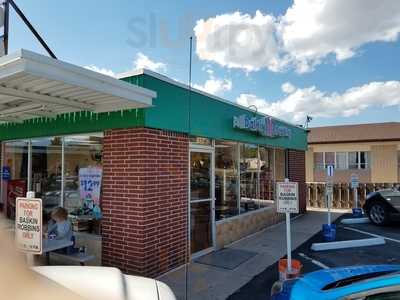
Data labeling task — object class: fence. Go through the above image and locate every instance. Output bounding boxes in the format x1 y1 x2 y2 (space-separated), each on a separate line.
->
306 182 399 209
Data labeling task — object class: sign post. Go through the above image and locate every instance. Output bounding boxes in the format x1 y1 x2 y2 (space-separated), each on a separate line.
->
277 179 299 274
326 165 334 225
351 174 360 209
15 194 42 265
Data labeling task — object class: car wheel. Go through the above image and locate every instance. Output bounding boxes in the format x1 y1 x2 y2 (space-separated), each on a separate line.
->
368 202 390 225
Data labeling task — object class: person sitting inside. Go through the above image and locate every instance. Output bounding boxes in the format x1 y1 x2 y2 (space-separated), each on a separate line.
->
47 207 73 242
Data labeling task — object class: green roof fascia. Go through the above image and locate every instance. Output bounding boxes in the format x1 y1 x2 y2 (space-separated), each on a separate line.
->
0 109 145 141
122 73 308 151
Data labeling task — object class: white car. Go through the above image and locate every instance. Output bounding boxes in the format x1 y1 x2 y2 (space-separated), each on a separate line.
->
33 266 176 300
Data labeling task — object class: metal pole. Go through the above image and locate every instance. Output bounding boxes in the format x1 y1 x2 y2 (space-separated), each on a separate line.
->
327 192 331 225
27 140 32 192
61 137 65 207
354 187 358 209
286 211 292 273
3 0 9 55
185 36 193 300
9 0 57 59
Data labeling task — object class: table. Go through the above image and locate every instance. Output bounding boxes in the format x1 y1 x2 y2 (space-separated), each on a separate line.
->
42 239 73 253
42 239 74 265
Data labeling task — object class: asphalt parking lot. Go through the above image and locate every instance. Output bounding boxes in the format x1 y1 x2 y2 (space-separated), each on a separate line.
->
228 215 400 300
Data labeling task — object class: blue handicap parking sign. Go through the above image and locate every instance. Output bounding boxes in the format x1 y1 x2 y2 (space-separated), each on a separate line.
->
326 165 334 177
2 166 11 181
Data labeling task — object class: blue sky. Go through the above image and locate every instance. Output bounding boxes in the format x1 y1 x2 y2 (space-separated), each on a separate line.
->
9 0 400 127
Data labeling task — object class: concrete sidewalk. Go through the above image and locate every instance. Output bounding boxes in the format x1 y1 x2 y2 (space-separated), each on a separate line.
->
159 211 342 300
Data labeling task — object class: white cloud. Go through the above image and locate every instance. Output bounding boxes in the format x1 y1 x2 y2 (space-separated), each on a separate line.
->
194 67 232 95
279 0 400 72
84 65 116 77
194 78 232 95
133 52 167 73
237 81 400 122
281 82 296 94
194 1 400 73
194 11 283 72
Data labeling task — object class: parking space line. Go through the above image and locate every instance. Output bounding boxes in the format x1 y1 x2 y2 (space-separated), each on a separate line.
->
298 252 330 269
343 226 400 244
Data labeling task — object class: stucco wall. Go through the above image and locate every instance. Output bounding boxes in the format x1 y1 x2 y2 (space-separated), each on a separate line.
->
371 144 398 182
314 169 371 183
307 142 400 183
305 149 314 182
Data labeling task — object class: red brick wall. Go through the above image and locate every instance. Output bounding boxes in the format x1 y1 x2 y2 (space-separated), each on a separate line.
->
101 128 189 277
288 150 306 213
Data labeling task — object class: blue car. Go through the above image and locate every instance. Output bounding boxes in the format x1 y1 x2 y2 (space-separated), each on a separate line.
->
271 265 400 300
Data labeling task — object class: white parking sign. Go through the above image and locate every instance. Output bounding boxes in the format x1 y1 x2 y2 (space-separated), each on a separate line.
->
15 197 42 254
351 174 359 189
277 182 299 213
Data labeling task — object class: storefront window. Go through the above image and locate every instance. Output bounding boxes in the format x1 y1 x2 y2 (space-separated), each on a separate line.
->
190 152 211 200
259 146 275 206
2 134 104 233
215 141 239 220
64 134 103 213
1 141 29 219
31 137 62 214
275 149 286 182
240 144 259 213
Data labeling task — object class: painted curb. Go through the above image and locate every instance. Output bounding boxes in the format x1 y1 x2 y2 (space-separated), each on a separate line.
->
311 237 385 251
341 217 370 225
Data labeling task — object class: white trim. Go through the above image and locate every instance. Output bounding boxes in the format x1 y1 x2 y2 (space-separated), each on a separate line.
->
0 49 156 122
0 85 93 111
16 49 156 101
118 69 306 131
189 147 216 258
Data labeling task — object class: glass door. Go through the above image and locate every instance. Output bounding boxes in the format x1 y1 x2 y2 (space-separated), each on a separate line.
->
190 147 215 257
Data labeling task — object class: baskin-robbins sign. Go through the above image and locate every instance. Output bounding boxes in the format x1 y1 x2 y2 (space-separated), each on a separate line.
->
233 115 292 138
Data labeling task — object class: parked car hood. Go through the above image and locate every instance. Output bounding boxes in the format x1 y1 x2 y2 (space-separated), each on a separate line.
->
33 266 176 300
296 265 400 291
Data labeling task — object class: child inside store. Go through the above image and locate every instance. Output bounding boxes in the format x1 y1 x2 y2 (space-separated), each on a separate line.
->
47 207 73 242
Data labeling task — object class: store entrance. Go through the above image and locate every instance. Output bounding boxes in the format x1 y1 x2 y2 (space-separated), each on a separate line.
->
189 147 215 257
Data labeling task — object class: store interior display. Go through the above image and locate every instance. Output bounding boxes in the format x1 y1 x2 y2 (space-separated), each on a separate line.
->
1 134 103 235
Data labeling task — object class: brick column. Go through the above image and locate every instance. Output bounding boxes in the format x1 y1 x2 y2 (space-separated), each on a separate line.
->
101 128 189 277
288 150 306 213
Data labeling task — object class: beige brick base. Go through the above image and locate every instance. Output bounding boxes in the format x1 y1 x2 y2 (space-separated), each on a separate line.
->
216 208 285 248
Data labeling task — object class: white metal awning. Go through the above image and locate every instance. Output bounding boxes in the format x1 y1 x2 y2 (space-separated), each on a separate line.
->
0 49 156 123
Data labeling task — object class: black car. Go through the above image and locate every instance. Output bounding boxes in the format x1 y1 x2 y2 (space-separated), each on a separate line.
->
364 189 400 225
